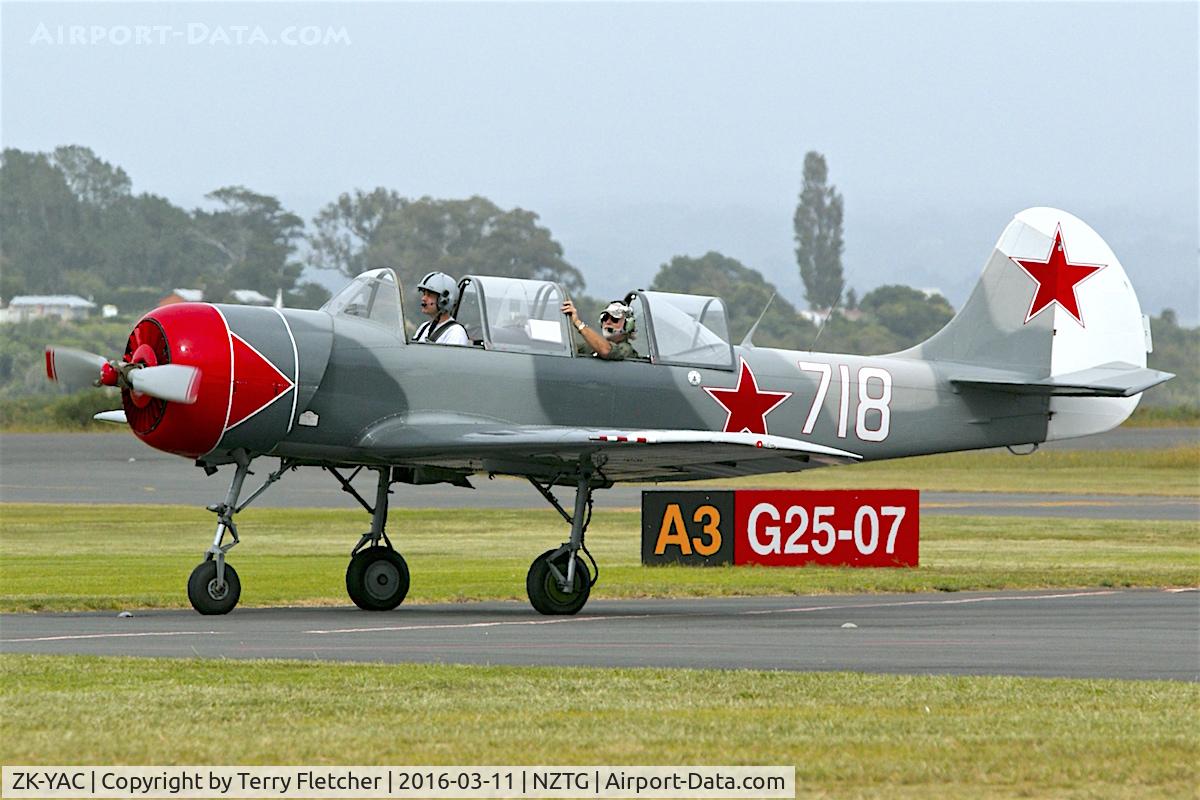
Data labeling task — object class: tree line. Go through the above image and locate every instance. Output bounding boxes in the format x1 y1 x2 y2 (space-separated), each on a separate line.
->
0 146 589 313
0 144 952 349
0 147 316 308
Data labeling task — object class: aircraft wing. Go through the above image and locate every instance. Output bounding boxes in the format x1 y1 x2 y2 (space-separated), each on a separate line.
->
357 419 861 484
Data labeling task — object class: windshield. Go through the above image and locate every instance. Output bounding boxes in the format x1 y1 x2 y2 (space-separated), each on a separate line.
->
642 290 733 369
320 268 403 334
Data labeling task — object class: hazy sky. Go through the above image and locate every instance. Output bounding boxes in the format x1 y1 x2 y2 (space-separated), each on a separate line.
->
3 2 1197 321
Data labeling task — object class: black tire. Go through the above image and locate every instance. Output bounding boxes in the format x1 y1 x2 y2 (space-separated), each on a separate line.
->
526 548 591 615
346 547 410 611
187 560 241 615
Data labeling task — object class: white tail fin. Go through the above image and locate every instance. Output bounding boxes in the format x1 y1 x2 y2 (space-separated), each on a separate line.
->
904 208 1170 439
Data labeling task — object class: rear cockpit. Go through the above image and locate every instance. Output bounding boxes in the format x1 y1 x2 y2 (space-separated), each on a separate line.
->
453 276 734 370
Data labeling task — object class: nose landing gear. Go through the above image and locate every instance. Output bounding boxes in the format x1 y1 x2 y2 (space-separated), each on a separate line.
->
186 452 296 615
187 451 251 615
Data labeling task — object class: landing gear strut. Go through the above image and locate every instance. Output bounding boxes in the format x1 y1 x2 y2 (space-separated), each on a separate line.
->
187 452 296 615
188 452 250 614
526 463 600 615
339 467 410 611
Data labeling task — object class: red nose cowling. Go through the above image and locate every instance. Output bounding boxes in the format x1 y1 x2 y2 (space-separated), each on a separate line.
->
123 303 232 459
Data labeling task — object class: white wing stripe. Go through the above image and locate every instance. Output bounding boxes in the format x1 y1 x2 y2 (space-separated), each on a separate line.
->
587 430 860 460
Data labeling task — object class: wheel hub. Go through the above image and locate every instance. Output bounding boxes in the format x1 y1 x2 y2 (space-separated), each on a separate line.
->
545 561 578 601
206 579 228 601
364 561 399 600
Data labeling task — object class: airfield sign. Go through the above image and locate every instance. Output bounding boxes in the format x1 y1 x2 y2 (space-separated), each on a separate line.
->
641 489 919 567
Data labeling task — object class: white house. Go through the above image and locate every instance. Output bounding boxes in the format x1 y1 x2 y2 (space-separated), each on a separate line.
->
0 295 96 323
229 289 273 306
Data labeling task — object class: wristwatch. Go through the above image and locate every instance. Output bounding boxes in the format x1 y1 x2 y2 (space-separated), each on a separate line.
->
576 321 586 331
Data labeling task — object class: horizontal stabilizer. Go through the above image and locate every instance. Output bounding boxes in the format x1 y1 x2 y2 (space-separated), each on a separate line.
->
952 362 1174 398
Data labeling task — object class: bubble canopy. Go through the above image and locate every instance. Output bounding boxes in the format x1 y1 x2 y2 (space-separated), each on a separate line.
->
637 290 734 369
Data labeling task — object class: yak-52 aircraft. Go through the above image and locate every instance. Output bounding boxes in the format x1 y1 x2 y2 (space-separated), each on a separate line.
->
46 208 1172 615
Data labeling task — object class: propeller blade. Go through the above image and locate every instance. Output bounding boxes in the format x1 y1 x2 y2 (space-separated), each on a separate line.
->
45 346 106 390
93 410 128 424
128 364 201 404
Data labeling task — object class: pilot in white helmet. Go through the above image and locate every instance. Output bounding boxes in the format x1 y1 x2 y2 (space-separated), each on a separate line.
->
414 272 470 346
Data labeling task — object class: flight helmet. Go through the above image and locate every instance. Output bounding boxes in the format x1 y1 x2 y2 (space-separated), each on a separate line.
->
416 271 458 314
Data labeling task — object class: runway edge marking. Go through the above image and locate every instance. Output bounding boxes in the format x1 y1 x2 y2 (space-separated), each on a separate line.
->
305 613 653 635
1 630 221 643
739 590 1121 616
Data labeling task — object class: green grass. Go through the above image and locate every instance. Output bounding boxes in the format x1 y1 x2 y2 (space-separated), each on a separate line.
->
702 445 1200 496
0 391 128 432
0 655 1196 799
1126 405 1200 427
0 503 1195 612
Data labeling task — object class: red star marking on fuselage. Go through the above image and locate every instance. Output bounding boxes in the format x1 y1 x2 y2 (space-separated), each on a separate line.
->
703 358 792 435
1009 225 1105 327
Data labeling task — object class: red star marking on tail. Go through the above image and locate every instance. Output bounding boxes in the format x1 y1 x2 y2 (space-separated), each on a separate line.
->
1010 225 1105 327
703 358 792 435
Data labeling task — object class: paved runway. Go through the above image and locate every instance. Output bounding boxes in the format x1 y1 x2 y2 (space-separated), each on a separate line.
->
1 433 1196 520
2 590 1196 680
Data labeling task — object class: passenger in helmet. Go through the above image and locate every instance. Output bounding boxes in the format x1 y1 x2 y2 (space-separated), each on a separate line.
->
561 298 638 360
414 271 470 346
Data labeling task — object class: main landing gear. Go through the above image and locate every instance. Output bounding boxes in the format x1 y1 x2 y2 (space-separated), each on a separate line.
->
525 463 601 616
342 467 409 611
